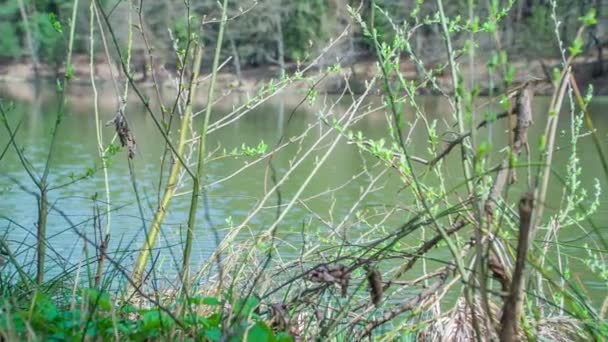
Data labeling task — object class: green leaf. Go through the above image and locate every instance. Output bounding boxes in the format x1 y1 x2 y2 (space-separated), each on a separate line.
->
117 322 132 334
85 288 112 311
276 332 295 342
569 37 583 57
65 63 75 79
203 297 222 306
579 8 597 26
599 321 608 337
34 294 59 322
85 167 95 177
247 321 274 342
205 313 221 328
141 311 160 330
48 13 63 33
234 297 260 318
0 312 25 333
481 20 496 33
187 296 203 305
476 141 490 158
552 68 562 87
141 310 174 331
205 327 222 342
121 304 139 314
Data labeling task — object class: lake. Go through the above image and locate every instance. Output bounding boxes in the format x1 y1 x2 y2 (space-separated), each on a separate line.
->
1 81 606 302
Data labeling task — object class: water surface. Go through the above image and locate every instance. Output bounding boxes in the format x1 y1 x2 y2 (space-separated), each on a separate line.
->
1 82 606 301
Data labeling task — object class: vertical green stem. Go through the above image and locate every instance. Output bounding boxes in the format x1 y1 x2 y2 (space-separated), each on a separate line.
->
369 0 468 285
435 0 483 339
90 1 112 236
35 0 79 284
130 43 204 288
182 0 230 289
436 0 473 193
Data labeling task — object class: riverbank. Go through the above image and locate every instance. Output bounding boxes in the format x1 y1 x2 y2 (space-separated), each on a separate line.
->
1 52 608 96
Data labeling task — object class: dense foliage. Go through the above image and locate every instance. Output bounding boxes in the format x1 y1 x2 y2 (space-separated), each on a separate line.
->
0 0 606 68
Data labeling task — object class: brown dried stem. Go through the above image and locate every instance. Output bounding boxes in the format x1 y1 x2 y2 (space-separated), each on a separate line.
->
499 192 534 341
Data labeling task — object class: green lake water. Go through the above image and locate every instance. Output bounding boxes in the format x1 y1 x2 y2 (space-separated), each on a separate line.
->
1 82 607 302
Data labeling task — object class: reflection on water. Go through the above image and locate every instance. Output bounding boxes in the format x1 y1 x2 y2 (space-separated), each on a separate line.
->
1 82 607 299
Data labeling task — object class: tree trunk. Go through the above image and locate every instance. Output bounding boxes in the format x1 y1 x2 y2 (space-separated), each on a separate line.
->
228 34 243 85
275 15 285 78
17 0 40 77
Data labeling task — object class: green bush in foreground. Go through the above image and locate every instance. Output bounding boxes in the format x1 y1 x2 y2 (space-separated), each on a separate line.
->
0 289 294 341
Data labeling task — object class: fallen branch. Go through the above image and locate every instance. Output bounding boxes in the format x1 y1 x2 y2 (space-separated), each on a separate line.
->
357 269 449 339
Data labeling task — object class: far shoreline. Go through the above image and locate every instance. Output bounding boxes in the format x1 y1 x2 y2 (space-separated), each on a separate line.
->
2 53 608 97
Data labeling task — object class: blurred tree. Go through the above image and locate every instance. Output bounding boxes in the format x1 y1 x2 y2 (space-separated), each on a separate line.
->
0 0 607 75
0 0 22 61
